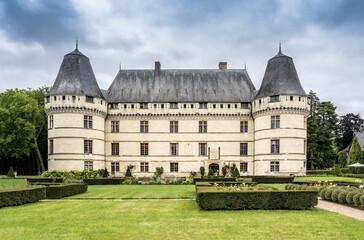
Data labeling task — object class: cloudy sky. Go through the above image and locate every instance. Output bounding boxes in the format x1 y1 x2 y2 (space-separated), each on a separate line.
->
0 0 363 116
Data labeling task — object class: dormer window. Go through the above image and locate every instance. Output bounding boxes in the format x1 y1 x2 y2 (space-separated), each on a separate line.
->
290 96 293 101
199 103 207 109
140 103 148 109
62 96 66 100
241 103 249 109
270 95 279 103
54 96 57 101
72 96 76 101
170 103 178 109
86 96 94 103
110 103 118 109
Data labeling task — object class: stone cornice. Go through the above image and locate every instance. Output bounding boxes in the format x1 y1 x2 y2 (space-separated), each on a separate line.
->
45 106 107 117
252 107 309 118
107 112 253 120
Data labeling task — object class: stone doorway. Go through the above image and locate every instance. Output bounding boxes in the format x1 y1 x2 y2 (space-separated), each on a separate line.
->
209 163 220 174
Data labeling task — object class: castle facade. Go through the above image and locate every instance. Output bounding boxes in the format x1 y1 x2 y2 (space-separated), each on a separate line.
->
45 46 310 177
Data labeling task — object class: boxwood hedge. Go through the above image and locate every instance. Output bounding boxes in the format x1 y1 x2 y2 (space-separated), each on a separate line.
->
27 178 64 184
46 183 88 199
83 178 124 185
196 189 318 210
0 187 46 208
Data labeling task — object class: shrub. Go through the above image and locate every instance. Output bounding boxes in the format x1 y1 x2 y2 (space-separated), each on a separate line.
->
253 176 294 183
7 167 15 178
83 178 124 185
346 191 358 205
353 193 363 206
45 184 88 199
324 189 335 201
232 168 240 178
222 166 228 177
0 187 46 208
125 166 132 177
102 168 109 178
338 191 348 204
190 172 197 178
123 179 132 185
200 167 205 177
208 167 214 177
196 189 318 210
360 195 364 206
320 188 328 199
331 189 344 202
306 170 333 175
27 178 64 184
156 179 162 185
333 165 342 176
154 167 164 177
148 180 156 185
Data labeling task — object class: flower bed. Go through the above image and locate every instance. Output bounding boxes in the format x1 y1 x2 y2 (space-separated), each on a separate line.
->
0 187 46 208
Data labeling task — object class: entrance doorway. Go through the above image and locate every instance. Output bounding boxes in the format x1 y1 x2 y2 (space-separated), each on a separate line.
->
209 163 220 174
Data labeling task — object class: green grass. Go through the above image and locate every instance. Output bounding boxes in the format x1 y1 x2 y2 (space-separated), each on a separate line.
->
67 185 196 199
295 176 364 183
0 200 363 240
0 179 28 190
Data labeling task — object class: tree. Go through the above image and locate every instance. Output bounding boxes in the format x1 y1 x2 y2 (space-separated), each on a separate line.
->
7 167 15 178
125 166 132 177
337 151 347 167
333 164 342 176
102 168 109 178
232 167 240 178
154 167 164 177
338 113 364 150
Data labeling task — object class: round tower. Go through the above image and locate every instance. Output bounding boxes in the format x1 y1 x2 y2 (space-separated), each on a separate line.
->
45 45 108 172
252 48 310 176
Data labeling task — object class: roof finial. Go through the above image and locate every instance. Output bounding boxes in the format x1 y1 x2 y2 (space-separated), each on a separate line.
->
76 37 78 50
244 62 246 70
279 41 282 54
119 62 121 71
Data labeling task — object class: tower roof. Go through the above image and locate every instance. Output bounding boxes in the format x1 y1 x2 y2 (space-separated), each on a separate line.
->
254 49 306 100
48 47 104 99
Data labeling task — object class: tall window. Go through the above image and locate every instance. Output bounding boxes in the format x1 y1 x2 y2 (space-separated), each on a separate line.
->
84 161 93 170
49 139 54 154
270 161 279 172
140 162 149 172
270 95 279 102
170 163 178 172
49 115 54 129
170 121 178 133
111 143 119 155
171 143 178 156
141 143 148 156
240 162 248 173
111 162 120 172
240 121 248 133
111 121 119 133
199 121 207 133
199 143 207 156
140 121 148 133
240 143 248 156
84 140 93 154
86 96 94 102
84 115 92 129
170 103 178 109
271 116 280 129
199 103 207 109
271 140 280 154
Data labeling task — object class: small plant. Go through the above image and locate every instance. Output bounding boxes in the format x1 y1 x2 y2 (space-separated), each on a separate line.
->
154 167 164 178
200 167 205 177
102 168 109 178
125 166 132 177
232 167 240 178
7 167 15 178
189 171 197 178
156 179 162 185
333 165 342 176
208 167 214 177
222 165 228 177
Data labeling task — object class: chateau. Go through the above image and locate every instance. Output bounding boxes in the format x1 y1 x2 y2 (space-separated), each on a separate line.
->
45 44 310 177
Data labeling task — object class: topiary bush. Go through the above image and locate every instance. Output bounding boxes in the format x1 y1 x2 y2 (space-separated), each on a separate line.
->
346 191 358 205
353 193 363 206
331 189 344 202
338 191 348 204
320 188 328 199
232 167 240 178
7 167 15 178
125 166 132 177
200 167 205 177
360 195 364 206
208 167 214 177
324 189 335 201
102 168 109 178
333 165 342 176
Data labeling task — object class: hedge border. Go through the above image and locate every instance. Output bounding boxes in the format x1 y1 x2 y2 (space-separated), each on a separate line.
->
0 187 46 208
83 178 124 185
27 178 64 184
46 183 88 199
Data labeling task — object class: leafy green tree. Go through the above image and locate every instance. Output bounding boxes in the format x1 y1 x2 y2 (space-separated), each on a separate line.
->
333 164 342 176
338 113 364 150
337 151 347 167
349 137 364 164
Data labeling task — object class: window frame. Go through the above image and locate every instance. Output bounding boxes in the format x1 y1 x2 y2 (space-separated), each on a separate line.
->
199 121 207 133
140 162 149 172
271 115 280 129
111 143 119 156
170 143 178 156
170 162 179 172
270 161 280 172
140 143 149 156
111 162 120 172
240 162 248 173
111 121 119 133
240 143 248 156
84 161 93 171
140 121 149 133
84 140 93 154
170 121 178 133
271 140 280 154
240 121 248 133
199 143 207 156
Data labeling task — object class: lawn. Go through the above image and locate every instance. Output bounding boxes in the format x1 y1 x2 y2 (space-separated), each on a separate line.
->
0 200 363 240
67 185 196 199
0 178 28 189
295 176 364 183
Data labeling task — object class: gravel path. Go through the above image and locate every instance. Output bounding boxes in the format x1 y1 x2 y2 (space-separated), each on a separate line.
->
316 198 364 221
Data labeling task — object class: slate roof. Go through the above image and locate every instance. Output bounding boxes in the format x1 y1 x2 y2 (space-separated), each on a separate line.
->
107 69 256 103
355 132 364 151
48 48 104 99
254 50 306 100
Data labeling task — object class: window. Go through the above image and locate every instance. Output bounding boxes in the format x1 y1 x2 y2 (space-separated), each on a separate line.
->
170 121 178 133
270 161 279 172
84 161 93 171
183 104 187 108
54 96 57 101
270 95 279 102
234 104 237 108
299 97 301 101
86 96 94 102
124 104 127 108
171 143 178 156
111 162 120 172
170 163 178 172
140 103 148 109
72 96 76 101
84 140 93 154
110 103 119 109
213 104 216 109
199 103 207 109
240 121 248 133
228 104 231 108
140 162 149 172
49 139 54 154
199 143 207 156
84 115 92 129
271 140 280 154
141 143 148 156
170 103 178 109
161 104 164 109
62 96 66 100
240 162 248 173
131 104 134 108
199 121 207 133
49 115 54 129
220 104 223 108
271 116 280 129
46 96 50 103
140 121 148 133
240 143 248 156
290 96 293 101
111 143 119 155
191 104 194 108
111 121 119 133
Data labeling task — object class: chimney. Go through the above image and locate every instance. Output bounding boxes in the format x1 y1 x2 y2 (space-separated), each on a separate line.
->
154 61 161 77
218 62 227 70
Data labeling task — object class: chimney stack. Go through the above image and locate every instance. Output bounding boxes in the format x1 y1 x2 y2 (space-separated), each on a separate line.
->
218 62 227 70
154 61 161 77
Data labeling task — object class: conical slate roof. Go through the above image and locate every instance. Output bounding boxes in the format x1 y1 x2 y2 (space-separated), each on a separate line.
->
254 50 306 100
107 69 256 103
48 48 104 99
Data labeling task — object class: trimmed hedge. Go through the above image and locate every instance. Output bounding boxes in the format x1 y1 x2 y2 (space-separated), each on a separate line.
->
331 189 344 202
0 187 46 208
46 183 88 199
193 177 237 184
196 189 318 210
306 170 333 175
353 193 363 206
324 189 335 201
83 178 124 185
251 176 294 184
293 181 362 187
27 178 64 184
338 191 348 204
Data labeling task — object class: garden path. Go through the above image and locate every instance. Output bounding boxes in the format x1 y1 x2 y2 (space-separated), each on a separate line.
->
317 198 364 221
